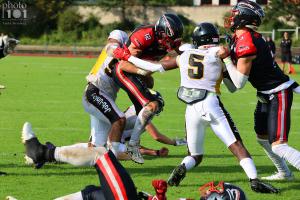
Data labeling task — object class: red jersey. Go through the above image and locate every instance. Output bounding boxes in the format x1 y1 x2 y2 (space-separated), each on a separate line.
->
230 29 289 91
127 25 168 61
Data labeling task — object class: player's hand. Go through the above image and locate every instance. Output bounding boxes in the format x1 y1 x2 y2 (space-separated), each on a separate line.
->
158 147 169 157
218 46 230 59
113 45 131 61
174 138 187 146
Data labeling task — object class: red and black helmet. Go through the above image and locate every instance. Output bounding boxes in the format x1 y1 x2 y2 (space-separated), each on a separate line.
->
224 0 264 32
155 13 184 51
199 181 247 200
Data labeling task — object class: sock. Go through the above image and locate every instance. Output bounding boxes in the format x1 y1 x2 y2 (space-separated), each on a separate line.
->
119 143 127 152
67 143 89 148
239 158 257 180
110 142 120 156
272 144 300 170
257 138 291 174
181 156 196 170
54 191 83 200
129 107 154 145
54 146 106 166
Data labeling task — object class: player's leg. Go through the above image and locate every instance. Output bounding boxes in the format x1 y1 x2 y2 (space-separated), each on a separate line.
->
55 186 105 200
168 104 204 186
113 63 164 163
208 96 257 180
22 122 107 167
95 150 138 200
254 100 292 180
83 86 126 155
209 96 278 193
269 89 300 170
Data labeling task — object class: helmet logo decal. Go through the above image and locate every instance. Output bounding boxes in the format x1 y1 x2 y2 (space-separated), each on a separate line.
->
162 14 175 37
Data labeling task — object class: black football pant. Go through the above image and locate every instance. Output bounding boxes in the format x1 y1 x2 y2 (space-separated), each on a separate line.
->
254 87 293 143
81 150 138 200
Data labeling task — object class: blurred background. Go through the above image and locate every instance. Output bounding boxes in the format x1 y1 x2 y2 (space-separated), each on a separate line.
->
0 0 299 62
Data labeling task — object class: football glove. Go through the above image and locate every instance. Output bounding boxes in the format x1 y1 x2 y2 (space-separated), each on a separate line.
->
113 44 131 61
174 138 187 146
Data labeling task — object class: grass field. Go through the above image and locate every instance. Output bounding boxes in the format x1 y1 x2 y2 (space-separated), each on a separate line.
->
0 56 300 200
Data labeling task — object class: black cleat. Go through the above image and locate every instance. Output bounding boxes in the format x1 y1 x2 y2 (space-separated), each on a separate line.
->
250 178 280 193
167 164 186 186
0 171 7 176
25 137 48 169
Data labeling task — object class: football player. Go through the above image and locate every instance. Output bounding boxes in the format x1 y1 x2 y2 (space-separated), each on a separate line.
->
223 0 300 180
0 34 19 176
22 112 186 167
111 13 184 164
83 29 128 155
22 30 131 169
113 22 279 193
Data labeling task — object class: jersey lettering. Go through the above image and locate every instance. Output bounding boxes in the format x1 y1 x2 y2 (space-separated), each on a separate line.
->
188 54 204 79
144 33 151 41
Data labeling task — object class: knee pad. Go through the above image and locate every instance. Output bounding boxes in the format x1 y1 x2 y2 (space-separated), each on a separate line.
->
149 90 164 115
81 185 105 200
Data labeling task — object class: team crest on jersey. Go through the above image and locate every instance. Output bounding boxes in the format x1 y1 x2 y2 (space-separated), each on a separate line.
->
144 33 152 40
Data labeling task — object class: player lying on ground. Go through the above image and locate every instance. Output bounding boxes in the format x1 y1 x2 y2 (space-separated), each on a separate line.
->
223 0 300 181
22 115 186 168
0 34 19 176
111 13 184 164
113 22 279 194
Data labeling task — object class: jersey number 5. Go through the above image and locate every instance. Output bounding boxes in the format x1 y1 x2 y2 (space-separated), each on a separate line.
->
188 54 204 79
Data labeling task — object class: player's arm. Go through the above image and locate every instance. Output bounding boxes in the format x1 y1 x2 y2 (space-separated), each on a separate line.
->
113 45 178 72
139 146 169 157
223 55 254 89
146 122 186 146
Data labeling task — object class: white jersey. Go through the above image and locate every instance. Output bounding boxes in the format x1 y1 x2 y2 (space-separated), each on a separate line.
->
176 45 223 94
86 43 119 100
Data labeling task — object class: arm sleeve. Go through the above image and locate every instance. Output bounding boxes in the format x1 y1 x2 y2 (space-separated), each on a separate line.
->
128 56 165 73
223 57 249 89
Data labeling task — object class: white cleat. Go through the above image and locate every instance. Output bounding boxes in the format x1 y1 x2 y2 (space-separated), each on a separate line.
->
6 196 18 200
127 144 144 164
21 122 36 144
24 155 34 165
261 172 294 181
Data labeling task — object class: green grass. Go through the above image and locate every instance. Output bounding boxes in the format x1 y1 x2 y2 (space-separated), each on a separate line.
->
0 56 300 200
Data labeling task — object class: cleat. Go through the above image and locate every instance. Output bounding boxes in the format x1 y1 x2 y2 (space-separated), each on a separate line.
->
6 196 18 200
21 122 36 144
127 144 144 164
167 164 186 186
24 137 47 169
250 178 279 193
24 155 34 165
0 171 7 176
21 122 50 169
261 172 294 181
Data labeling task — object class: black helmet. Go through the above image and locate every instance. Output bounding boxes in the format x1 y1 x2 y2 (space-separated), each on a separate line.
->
224 0 265 32
192 22 219 47
199 181 247 200
155 13 184 50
